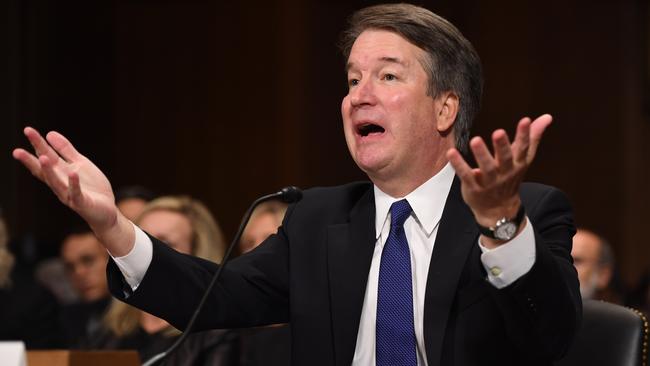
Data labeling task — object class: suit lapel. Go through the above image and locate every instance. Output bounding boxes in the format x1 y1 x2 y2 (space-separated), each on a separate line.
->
327 187 376 366
424 176 479 366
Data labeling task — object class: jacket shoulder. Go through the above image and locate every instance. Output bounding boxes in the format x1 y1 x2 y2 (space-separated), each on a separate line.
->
520 182 571 211
286 181 373 225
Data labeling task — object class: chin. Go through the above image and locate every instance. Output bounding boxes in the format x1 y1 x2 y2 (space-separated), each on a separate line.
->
353 154 375 171
353 145 387 166
354 157 389 178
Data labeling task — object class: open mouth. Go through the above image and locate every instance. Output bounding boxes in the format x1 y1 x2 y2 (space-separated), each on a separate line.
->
357 123 385 137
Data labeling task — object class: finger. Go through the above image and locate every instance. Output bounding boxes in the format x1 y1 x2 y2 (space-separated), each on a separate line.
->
39 155 69 199
24 127 60 163
527 114 553 163
469 136 497 184
492 129 514 172
68 171 84 208
47 131 83 163
13 148 44 180
511 117 531 164
447 148 478 189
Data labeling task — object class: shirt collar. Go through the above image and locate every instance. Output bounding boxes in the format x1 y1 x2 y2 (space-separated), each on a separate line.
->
374 162 456 239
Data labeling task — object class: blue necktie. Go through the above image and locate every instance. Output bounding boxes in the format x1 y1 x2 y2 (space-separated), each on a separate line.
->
376 199 417 366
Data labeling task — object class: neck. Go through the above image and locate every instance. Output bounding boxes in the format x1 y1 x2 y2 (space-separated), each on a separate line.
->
371 157 449 198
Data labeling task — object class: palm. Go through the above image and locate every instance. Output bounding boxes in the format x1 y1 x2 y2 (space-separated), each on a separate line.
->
447 114 553 225
60 156 117 230
13 127 119 232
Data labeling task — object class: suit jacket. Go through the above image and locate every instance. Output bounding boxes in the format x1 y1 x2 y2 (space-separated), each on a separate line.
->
108 177 581 366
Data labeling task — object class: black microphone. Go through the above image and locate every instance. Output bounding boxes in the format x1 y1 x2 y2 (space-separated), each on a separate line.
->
142 186 302 366
278 186 303 203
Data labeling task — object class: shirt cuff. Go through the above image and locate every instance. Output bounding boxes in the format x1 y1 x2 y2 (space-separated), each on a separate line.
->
110 223 153 291
478 217 536 289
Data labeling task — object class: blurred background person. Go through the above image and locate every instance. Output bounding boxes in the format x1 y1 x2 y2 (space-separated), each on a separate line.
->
572 228 623 303
59 226 111 347
115 185 157 221
238 199 290 366
89 196 237 365
239 200 288 254
0 211 63 348
33 185 155 305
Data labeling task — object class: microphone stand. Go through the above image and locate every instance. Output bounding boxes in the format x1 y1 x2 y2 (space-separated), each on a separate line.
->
142 187 302 366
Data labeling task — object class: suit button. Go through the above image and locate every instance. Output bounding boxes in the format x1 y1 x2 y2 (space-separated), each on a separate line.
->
490 267 502 276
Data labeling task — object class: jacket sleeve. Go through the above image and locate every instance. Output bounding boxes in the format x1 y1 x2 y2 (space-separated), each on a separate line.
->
490 184 581 361
106 205 298 331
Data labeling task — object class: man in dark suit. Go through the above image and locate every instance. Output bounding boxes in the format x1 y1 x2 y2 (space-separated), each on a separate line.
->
13 3 580 365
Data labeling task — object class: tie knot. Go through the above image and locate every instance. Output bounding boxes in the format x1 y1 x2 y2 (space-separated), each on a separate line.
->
389 199 412 228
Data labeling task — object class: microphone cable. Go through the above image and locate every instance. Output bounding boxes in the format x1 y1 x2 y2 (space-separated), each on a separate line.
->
142 186 302 366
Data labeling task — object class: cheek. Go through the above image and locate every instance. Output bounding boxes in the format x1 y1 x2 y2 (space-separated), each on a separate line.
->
71 271 84 281
387 92 405 106
385 94 414 129
179 233 194 255
576 265 589 280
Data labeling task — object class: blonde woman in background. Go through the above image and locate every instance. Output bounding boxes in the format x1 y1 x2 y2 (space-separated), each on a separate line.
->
239 200 288 255
237 200 292 366
87 196 238 365
0 217 14 289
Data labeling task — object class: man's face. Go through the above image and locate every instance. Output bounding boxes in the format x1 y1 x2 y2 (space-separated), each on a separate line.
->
117 198 148 222
61 233 109 302
341 29 453 188
572 230 610 299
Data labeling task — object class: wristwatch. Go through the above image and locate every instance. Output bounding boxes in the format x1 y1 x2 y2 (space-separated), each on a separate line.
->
477 204 525 241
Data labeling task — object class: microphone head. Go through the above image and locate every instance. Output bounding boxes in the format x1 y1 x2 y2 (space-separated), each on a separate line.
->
279 186 303 203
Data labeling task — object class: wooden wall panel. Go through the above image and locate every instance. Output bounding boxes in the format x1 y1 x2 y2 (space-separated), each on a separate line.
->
5 0 649 283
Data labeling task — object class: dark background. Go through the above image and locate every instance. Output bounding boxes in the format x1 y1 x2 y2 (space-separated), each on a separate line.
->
1 0 649 286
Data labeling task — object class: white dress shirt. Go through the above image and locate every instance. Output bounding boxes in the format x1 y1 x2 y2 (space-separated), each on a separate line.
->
112 163 536 366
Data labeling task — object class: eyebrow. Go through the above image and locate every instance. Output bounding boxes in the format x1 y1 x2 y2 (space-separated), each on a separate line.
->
346 56 407 72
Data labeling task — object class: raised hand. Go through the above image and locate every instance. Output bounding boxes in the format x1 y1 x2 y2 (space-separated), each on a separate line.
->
446 114 553 247
13 127 134 256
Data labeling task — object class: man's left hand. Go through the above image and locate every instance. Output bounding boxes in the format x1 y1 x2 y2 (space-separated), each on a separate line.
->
446 114 553 248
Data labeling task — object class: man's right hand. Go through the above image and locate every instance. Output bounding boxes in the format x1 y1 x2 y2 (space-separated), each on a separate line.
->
13 127 135 256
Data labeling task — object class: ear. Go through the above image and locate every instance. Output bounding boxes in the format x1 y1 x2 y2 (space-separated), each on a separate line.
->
435 91 459 133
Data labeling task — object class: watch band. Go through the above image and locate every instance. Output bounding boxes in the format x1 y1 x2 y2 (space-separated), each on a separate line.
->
476 204 526 240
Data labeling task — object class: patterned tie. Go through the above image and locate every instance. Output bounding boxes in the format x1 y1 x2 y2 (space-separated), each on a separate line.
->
376 199 417 366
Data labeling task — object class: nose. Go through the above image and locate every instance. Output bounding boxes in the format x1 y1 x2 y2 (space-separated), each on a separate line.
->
348 78 377 108
73 266 86 278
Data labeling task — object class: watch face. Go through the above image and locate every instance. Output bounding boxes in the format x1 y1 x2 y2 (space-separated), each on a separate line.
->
495 222 517 241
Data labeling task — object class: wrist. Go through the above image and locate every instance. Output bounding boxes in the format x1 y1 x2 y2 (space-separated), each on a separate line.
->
473 198 521 228
476 202 525 243
94 213 135 257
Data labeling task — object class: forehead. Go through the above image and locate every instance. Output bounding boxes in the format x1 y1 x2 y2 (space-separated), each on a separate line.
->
62 233 102 256
347 29 425 70
139 209 193 237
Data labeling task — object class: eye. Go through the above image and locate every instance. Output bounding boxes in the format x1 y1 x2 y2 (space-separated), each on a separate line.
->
348 78 359 87
383 73 396 81
80 255 96 267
